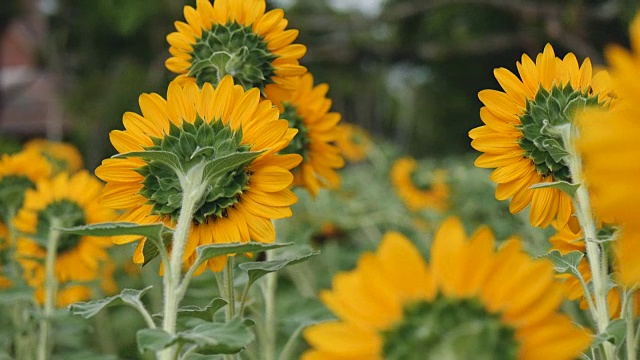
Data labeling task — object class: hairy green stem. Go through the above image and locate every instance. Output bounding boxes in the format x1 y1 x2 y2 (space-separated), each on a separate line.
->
38 220 61 360
625 290 637 360
159 165 207 360
223 258 237 360
561 125 615 360
262 252 278 360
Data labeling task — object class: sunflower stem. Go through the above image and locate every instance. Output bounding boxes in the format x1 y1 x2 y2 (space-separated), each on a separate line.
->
561 125 615 360
624 290 637 360
223 258 238 360
159 164 207 360
262 251 278 360
38 219 61 360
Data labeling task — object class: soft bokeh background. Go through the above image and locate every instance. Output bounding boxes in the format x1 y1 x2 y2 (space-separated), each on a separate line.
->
1 1 638 358
1 0 636 166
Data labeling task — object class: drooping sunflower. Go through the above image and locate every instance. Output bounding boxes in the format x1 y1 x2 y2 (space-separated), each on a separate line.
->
303 217 592 360
578 14 640 286
95 76 301 272
469 44 613 228
334 123 371 163
390 156 448 212
166 0 306 94
549 219 638 317
265 73 344 197
23 139 83 174
0 150 51 222
14 171 116 287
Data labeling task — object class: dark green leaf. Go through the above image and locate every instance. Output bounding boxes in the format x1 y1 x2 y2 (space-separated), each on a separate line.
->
239 251 320 288
529 181 580 197
194 242 291 268
69 286 153 319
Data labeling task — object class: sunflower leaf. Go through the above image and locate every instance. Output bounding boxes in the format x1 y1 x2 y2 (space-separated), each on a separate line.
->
203 151 265 183
175 318 255 355
193 242 291 269
529 181 580 197
136 328 174 353
239 251 320 289
154 298 228 321
545 250 584 276
59 222 172 241
69 286 153 319
592 319 626 347
60 222 173 266
136 319 254 355
113 150 183 173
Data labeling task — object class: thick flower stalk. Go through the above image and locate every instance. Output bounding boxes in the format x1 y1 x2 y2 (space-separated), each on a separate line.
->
303 217 592 360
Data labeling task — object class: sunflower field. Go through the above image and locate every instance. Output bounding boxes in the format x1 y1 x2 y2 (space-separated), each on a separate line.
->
1 0 640 359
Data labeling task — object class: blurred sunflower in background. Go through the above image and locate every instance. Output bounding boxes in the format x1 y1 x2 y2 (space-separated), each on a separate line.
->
579 14 640 286
165 0 306 93
334 123 372 163
390 156 448 212
303 217 591 360
14 171 116 304
0 151 51 222
23 139 83 175
267 73 344 197
96 77 301 272
470 44 612 228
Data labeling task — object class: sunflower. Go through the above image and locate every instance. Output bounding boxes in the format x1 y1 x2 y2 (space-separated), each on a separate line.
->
390 156 448 212
334 123 371 162
34 283 93 308
14 171 116 288
166 0 306 94
469 44 613 228
549 219 638 317
303 217 591 360
265 73 344 197
95 76 301 272
24 139 83 174
0 150 52 222
578 14 640 286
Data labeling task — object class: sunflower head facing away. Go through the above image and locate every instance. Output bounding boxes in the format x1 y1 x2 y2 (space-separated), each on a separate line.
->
469 44 613 228
95 76 301 272
14 171 116 288
0 151 52 222
166 0 306 94
302 217 591 360
266 73 344 197
391 156 448 212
